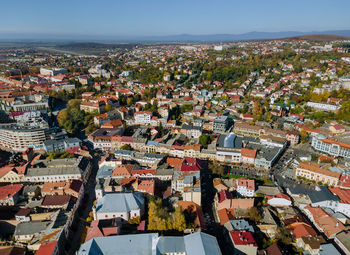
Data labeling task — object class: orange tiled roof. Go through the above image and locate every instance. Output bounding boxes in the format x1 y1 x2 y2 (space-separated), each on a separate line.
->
287 222 317 239
241 148 257 159
297 161 340 179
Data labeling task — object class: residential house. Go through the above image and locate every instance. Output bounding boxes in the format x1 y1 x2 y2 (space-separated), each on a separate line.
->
235 178 255 197
303 205 346 239
0 184 22 205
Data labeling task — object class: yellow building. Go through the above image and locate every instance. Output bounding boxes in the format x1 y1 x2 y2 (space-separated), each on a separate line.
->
295 161 340 187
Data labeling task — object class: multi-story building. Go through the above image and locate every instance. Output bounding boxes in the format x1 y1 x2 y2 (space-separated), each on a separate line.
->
216 133 242 163
236 178 255 197
213 115 232 133
180 124 202 138
25 156 91 183
80 100 106 114
0 184 23 206
0 124 49 151
88 128 122 150
172 170 201 205
43 137 81 153
312 134 350 160
134 111 152 125
5 94 49 112
306 102 340 112
40 67 67 76
234 122 299 145
295 161 340 187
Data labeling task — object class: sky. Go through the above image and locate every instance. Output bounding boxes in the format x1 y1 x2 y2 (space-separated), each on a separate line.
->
0 0 350 37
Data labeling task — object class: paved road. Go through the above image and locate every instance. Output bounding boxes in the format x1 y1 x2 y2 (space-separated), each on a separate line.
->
200 161 235 255
66 155 99 254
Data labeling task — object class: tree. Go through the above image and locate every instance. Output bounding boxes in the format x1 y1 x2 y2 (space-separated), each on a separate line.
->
151 101 158 114
172 207 187 232
148 200 168 231
120 144 133 151
105 104 112 112
247 207 262 222
199 134 211 148
128 216 141 225
300 130 309 144
276 226 293 245
127 97 133 106
209 162 225 176
253 101 263 120
147 199 187 232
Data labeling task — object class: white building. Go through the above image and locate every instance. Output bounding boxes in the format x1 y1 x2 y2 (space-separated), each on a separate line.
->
93 193 144 221
236 178 255 197
134 111 152 125
40 67 67 76
311 134 350 160
306 102 340 112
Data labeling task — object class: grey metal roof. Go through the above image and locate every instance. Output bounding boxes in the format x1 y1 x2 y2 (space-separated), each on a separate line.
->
14 221 48 236
319 243 341 255
156 168 173 176
78 233 158 255
256 186 280 196
95 193 144 214
184 232 222 255
78 232 222 255
288 186 340 203
217 133 242 149
228 219 254 232
157 236 185 253
26 166 82 177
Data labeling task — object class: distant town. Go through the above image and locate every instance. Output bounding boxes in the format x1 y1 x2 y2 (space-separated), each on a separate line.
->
0 38 350 255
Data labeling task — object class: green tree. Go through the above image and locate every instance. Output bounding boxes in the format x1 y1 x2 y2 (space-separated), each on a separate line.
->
276 226 293 245
199 134 211 148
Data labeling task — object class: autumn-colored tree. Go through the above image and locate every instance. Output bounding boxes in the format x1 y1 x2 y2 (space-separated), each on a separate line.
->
171 207 187 232
300 130 309 144
209 162 225 176
128 216 141 225
127 97 133 106
247 207 262 223
148 199 187 232
253 101 263 120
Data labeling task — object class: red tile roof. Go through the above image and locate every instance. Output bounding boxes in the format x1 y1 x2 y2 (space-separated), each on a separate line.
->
329 187 350 204
0 184 22 201
217 190 233 203
41 195 72 207
36 241 57 255
340 175 350 189
236 178 255 191
230 231 257 246
131 169 156 176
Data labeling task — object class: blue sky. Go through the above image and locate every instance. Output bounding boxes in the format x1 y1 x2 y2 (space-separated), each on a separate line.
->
1 0 349 36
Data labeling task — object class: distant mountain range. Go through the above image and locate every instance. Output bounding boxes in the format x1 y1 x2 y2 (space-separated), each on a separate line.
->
1 30 350 43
